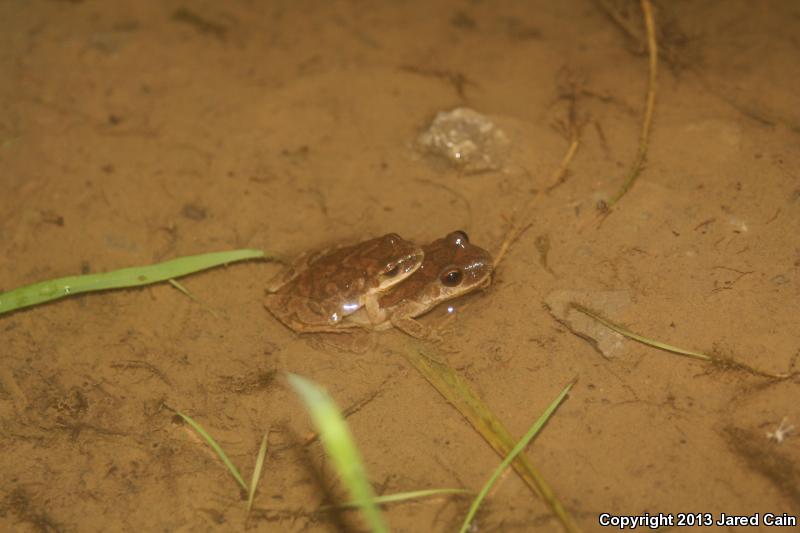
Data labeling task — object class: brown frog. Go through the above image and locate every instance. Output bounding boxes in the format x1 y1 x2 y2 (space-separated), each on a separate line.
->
348 230 494 338
264 233 424 333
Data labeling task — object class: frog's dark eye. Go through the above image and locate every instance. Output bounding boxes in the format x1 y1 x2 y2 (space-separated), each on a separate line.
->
384 264 400 278
441 268 463 287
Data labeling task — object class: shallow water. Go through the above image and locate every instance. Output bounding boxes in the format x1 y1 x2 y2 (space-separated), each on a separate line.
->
1 1 798 531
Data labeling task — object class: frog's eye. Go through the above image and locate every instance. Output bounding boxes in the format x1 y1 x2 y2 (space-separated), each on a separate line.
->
384 264 401 278
441 268 463 287
449 231 469 247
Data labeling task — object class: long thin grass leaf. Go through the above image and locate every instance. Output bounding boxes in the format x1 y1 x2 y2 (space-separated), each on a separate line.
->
168 278 220 318
460 380 575 533
288 373 388 533
401 340 580 533
0 249 266 315
168 278 192 296
570 303 789 379
570 302 711 361
606 0 658 208
322 488 472 510
176 411 247 492
248 432 269 512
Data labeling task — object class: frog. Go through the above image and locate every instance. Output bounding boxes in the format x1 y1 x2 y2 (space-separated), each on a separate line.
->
264 233 424 334
347 230 494 339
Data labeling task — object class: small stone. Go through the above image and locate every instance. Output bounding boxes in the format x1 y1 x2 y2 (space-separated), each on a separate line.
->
417 107 510 173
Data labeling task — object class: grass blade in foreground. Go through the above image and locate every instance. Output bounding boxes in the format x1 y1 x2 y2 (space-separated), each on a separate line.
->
248 432 270 512
176 411 247 492
288 373 388 533
0 249 266 315
460 380 575 533
401 339 580 533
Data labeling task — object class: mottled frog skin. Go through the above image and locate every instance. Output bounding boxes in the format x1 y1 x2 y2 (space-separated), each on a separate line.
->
348 230 493 338
264 233 424 333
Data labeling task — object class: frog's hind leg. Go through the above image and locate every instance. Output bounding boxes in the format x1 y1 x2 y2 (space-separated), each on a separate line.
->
390 316 435 341
264 251 313 292
390 316 461 353
263 294 304 334
310 330 377 354
265 300 367 336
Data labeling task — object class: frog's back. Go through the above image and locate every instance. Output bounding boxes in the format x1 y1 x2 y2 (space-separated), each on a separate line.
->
264 233 423 333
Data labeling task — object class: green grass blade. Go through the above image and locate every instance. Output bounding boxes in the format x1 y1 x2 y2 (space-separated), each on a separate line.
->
176 411 247 492
0 249 266 315
288 373 388 533
402 341 580 533
248 432 269 512
322 488 472 510
168 278 221 318
168 278 191 296
460 380 575 533
570 303 711 361
570 302 789 380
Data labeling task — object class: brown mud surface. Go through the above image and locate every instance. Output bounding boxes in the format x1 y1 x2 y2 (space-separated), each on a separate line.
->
1 1 799 531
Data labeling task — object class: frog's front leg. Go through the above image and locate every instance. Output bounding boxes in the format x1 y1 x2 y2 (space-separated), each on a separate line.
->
364 294 389 326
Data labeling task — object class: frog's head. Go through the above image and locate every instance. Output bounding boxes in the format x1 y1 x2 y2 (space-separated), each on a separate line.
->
425 230 493 301
370 233 425 291
380 230 493 313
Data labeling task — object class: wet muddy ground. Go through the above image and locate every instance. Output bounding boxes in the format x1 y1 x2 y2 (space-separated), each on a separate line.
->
1 1 798 531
